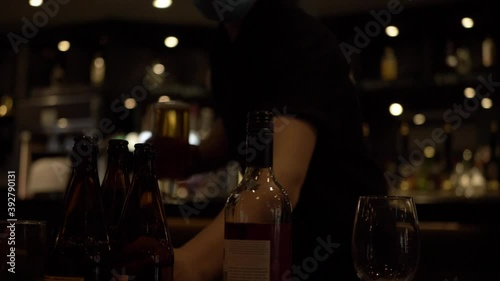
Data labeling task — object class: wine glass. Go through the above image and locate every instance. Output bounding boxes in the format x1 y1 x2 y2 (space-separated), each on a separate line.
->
352 196 420 281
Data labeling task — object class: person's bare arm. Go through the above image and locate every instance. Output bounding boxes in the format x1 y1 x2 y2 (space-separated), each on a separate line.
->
272 116 317 206
174 211 225 281
174 116 317 281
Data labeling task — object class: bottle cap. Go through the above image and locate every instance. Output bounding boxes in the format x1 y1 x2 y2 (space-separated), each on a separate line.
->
108 139 129 151
134 143 157 159
72 135 98 151
70 135 98 165
247 110 274 133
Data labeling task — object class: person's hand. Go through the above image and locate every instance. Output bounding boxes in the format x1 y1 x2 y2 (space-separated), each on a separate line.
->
114 236 174 280
173 247 203 281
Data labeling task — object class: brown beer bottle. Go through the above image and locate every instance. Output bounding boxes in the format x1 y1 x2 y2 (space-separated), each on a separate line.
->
44 136 111 281
101 139 131 239
114 143 174 281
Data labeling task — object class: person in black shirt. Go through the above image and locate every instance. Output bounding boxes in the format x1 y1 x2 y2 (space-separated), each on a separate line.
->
171 0 388 280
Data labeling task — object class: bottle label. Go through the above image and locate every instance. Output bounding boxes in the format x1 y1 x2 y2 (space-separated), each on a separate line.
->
223 239 270 281
44 276 85 281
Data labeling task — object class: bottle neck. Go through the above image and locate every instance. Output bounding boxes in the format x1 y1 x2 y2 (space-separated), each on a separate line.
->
243 166 275 181
107 151 128 170
246 130 273 168
71 153 98 174
133 158 156 178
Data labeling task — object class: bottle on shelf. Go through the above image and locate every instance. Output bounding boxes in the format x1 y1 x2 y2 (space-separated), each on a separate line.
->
224 111 293 281
44 136 111 281
445 40 458 68
482 36 496 68
113 143 174 281
90 52 106 87
380 46 398 81
101 139 131 239
484 121 499 191
456 47 472 75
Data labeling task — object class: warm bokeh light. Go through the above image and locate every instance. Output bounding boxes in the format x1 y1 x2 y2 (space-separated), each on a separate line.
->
413 114 426 125
153 63 165 75
57 118 68 129
58 41 71 52
124 98 137 109
164 36 179 48
389 103 403 116
463 149 473 161
176 187 189 199
29 0 43 7
158 95 171 102
464 87 476 98
461 17 474 28
424 146 436 158
153 0 172 9
400 180 410 191
0 105 7 117
446 55 458 67
362 123 370 137
94 57 105 68
481 98 493 109
385 26 399 37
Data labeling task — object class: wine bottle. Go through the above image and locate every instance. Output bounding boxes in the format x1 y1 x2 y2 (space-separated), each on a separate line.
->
482 36 496 68
380 47 398 81
114 143 174 281
90 52 106 87
224 111 293 281
101 139 131 239
44 136 111 281
445 40 458 68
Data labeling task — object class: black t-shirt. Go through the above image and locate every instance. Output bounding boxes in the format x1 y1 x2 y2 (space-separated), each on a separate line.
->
210 1 388 280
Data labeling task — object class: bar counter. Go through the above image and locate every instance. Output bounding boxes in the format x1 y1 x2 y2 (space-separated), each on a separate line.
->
6 193 500 281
